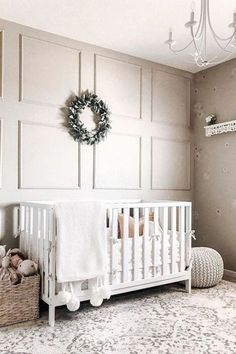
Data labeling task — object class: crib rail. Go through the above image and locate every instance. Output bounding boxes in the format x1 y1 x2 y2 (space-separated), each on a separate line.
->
107 201 192 286
19 200 192 321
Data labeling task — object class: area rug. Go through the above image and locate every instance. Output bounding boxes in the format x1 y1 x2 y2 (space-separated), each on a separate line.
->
0 281 236 354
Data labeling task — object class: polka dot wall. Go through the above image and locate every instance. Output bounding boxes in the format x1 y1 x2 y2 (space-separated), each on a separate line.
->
192 59 236 271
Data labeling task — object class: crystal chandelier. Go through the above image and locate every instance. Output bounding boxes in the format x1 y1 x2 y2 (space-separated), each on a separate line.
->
165 0 236 67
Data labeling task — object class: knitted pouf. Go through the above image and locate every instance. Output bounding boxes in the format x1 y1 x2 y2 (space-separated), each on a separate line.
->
191 247 224 288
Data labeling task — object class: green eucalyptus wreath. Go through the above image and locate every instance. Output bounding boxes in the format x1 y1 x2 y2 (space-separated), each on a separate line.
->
67 91 111 145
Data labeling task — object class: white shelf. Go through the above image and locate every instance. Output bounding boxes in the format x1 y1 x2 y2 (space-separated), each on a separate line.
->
204 120 236 137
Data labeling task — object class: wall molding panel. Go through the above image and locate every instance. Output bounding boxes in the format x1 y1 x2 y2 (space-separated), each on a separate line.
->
93 133 142 190
151 137 191 191
19 35 81 106
95 54 142 120
0 18 192 248
151 70 190 127
18 120 80 189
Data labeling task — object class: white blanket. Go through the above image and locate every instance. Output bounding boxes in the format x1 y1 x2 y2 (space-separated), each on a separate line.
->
55 201 107 283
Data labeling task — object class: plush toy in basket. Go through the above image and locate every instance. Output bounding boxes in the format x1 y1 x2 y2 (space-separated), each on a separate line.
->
0 246 38 284
0 245 40 327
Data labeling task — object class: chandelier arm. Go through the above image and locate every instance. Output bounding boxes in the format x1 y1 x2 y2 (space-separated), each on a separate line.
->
195 60 204 67
194 0 204 39
168 40 194 53
210 26 235 42
206 41 235 63
207 50 234 65
203 0 208 61
190 27 204 61
196 39 234 65
207 0 235 41
197 31 205 58
194 16 205 41
211 33 236 53
169 47 203 64
194 54 206 67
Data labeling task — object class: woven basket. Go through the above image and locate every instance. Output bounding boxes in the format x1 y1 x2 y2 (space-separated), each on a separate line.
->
0 274 40 327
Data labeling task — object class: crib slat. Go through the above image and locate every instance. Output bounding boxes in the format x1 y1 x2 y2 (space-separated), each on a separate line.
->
32 207 39 263
26 206 30 256
24 206 28 250
185 205 192 269
133 208 139 281
143 208 149 279
108 208 112 228
179 206 185 272
19 206 25 253
39 209 45 298
122 208 129 283
28 207 33 259
171 207 177 274
153 207 159 277
13 206 19 238
49 209 56 301
44 209 49 299
162 207 168 276
111 208 118 285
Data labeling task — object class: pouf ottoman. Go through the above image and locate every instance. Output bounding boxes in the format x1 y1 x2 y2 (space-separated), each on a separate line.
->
191 247 224 288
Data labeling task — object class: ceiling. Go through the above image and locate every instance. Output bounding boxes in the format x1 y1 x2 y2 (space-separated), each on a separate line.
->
0 0 236 73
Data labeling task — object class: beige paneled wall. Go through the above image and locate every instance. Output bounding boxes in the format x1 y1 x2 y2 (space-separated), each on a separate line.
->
0 19 192 248
193 59 236 272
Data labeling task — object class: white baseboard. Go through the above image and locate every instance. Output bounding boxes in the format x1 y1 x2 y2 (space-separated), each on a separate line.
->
224 269 236 279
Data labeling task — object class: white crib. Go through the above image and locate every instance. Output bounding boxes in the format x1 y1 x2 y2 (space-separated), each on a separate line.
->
19 200 192 326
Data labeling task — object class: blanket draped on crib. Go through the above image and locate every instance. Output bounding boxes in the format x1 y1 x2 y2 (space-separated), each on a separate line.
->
55 201 110 310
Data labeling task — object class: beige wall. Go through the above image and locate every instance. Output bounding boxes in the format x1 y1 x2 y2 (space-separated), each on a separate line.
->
0 19 193 249
193 59 236 272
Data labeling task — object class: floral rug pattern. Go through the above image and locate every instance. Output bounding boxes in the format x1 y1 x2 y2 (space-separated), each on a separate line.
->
0 281 236 354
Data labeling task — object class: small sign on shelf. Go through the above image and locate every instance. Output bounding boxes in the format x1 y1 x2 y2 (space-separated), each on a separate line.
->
204 120 236 137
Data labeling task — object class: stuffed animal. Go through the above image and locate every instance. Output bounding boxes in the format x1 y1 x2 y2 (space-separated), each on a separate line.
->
9 248 25 268
0 247 37 284
0 245 6 267
0 250 11 281
0 245 6 258
17 260 38 277
0 250 22 284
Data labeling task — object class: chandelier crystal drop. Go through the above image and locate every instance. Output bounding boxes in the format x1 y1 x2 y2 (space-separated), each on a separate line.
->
165 0 236 67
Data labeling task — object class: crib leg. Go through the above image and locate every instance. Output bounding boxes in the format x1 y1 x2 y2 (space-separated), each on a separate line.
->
185 279 191 294
49 304 55 327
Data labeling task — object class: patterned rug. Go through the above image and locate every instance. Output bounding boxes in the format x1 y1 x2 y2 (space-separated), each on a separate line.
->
0 280 236 354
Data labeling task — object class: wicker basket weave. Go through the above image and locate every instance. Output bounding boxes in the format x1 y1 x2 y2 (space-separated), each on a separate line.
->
0 274 40 327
